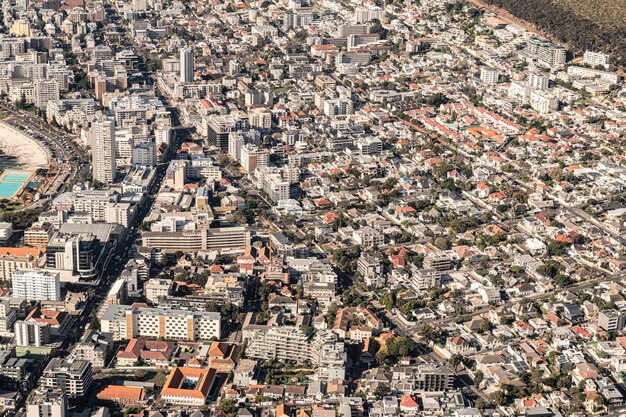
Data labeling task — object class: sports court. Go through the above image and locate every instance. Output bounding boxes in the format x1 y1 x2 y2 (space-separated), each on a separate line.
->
0 170 33 198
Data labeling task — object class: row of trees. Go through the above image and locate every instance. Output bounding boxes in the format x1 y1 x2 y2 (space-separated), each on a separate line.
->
0 208 42 229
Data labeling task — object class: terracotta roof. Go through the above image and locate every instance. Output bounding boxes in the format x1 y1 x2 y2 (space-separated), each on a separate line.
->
97 385 145 401
400 394 419 408
161 367 216 400
0 247 45 257
26 309 65 326
208 342 229 358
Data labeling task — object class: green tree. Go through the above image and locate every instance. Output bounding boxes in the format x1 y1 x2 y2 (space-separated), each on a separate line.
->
537 260 562 278
474 370 484 386
554 274 573 288
489 390 506 406
373 385 390 399
432 236 451 250
546 239 568 256
417 324 446 344
89 313 100 330
381 291 395 311
369 19 388 39
474 398 486 410
217 398 238 417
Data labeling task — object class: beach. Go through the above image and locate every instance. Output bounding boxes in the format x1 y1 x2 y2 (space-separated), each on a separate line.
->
0 122 49 171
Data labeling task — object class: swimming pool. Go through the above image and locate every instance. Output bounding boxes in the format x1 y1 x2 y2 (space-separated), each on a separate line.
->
0 170 33 198
2 173 31 182
0 181 23 197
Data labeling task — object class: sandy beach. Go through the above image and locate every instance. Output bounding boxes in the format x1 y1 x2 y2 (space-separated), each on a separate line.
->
0 122 49 170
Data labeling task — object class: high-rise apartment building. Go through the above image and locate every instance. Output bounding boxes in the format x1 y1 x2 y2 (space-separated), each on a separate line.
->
41 359 93 398
90 115 116 184
11 270 61 301
34 79 60 110
526 38 566 68
180 47 194 83
15 320 51 347
207 114 236 150
480 67 499 85
240 144 269 174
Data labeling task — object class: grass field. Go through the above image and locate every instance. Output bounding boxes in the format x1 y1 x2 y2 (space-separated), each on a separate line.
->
553 0 626 28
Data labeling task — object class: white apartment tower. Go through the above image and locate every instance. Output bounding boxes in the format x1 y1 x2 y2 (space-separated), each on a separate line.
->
583 51 610 68
240 144 269 174
12 269 61 301
34 79 60 110
180 47 194 83
480 67 499 85
90 115 116 183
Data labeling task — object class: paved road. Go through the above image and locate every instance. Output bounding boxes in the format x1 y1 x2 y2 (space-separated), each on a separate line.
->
0 101 90 203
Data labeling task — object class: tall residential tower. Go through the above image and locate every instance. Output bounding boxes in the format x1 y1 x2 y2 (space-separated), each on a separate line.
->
180 47 194 83
90 115 116 184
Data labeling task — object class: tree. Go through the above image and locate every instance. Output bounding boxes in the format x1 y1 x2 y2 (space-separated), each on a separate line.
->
403 251 424 267
381 177 397 190
294 29 308 42
546 240 568 256
379 337 418 364
0 208 44 229
425 92 449 107
474 370 484 387
554 274 573 288
381 291 395 311
369 19 388 39
152 371 168 387
89 313 100 330
217 398 238 417
448 354 463 372
593 394 607 412
478 319 492 333
16 94 26 110
417 324 446 344
537 260 562 278
155 256 169 268
332 246 361 273
373 385 390 399
432 236 451 250
474 398 487 410
488 390 506 406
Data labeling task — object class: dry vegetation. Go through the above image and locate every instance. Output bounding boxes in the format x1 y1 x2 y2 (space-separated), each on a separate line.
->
481 0 626 65
554 0 626 29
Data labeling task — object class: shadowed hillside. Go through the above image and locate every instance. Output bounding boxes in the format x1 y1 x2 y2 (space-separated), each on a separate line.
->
480 0 626 66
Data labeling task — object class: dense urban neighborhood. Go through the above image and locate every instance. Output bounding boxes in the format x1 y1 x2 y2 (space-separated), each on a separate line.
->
0 0 623 416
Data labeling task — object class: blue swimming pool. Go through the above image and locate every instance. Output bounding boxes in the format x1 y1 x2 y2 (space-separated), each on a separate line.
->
0 181 22 197
2 173 30 182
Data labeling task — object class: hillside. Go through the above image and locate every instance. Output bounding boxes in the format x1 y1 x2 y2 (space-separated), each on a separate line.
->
554 0 626 30
479 0 626 66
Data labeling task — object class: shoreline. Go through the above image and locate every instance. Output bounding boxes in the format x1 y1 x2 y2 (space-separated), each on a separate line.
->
0 122 50 171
